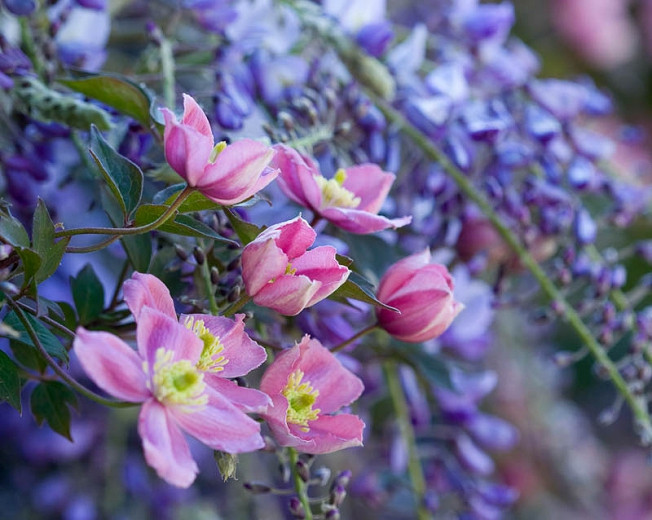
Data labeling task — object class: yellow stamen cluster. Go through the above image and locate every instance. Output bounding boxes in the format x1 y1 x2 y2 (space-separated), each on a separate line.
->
184 317 230 373
314 169 361 209
283 369 321 432
146 348 208 408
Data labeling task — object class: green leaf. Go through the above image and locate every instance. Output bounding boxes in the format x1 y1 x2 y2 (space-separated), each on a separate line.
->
0 350 22 414
134 204 236 244
30 381 78 440
397 343 453 390
4 311 68 364
0 210 29 247
153 184 222 213
15 247 42 288
10 340 46 372
60 74 155 127
71 264 105 325
330 271 398 311
89 126 144 218
224 208 263 245
32 200 70 285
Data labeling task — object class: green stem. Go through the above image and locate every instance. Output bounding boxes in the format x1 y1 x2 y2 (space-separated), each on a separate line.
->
18 18 43 78
160 35 176 109
368 95 652 442
6 298 136 409
222 293 250 317
284 126 334 150
15 300 75 338
383 361 431 520
200 256 219 315
331 323 378 353
288 447 313 520
66 235 121 254
54 186 193 239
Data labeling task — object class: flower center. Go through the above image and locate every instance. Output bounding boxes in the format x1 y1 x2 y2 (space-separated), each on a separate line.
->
184 317 230 373
314 169 361 209
146 348 208 408
283 369 321 432
209 141 228 163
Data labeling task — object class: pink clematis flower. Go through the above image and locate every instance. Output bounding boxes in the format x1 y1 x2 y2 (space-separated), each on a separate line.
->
376 249 464 343
272 144 411 234
161 94 278 205
260 335 365 454
73 306 265 488
241 216 350 316
122 272 271 414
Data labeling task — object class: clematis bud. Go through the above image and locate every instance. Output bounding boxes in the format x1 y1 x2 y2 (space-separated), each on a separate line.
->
241 216 350 316
376 249 463 343
161 94 277 205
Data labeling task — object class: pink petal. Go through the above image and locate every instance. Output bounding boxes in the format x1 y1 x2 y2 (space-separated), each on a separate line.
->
181 94 213 139
137 307 203 366
171 386 265 453
268 215 316 260
292 246 350 304
342 165 395 213
179 313 267 377
198 139 274 195
123 272 177 321
138 399 198 488
242 238 289 296
259 343 302 397
73 328 149 402
376 249 432 302
321 207 412 234
262 394 313 450
205 376 271 413
162 117 213 187
294 337 364 413
292 414 365 454
273 144 323 210
253 275 321 316
200 167 278 206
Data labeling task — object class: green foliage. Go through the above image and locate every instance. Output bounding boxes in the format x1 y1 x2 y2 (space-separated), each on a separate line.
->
330 271 398 311
0 350 22 414
0 208 29 247
153 184 223 213
13 77 112 130
71 264 105 325
4 311 69 364
89 126 144 219
223 208 263 245
134 204 236 244
30 381 79 441
32 200 70 285
60 73 156 128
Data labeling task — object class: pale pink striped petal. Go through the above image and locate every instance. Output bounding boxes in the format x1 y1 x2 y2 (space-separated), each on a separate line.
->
273 144 323 210
180 313 267 377
137 307 203 366
291 414 365 454
342 165 395 213
253 275 321 316
321 207 412 234
181 93 213 139
376 248 431 301
123 272 177 321
171 387 265 453
73 328 149 402
242 238 289 296
206 376 271 413
138 399 198 488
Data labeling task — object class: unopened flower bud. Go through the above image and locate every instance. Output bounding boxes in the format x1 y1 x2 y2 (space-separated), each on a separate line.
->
376 249 463 343
295 459 310 483
193 246 205 265
289 497 305 519
330 484 347 506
